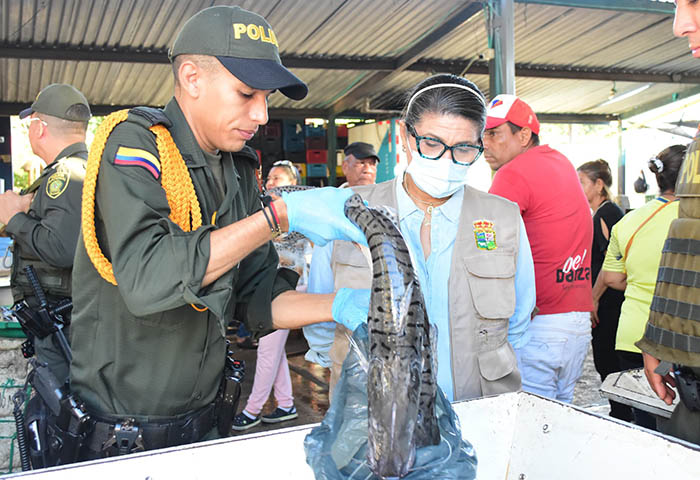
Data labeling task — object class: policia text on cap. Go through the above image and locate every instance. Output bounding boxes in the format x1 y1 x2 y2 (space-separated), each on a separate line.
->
19 6 372 468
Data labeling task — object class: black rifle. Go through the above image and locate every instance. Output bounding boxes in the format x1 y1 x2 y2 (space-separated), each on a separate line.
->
13 266 72 363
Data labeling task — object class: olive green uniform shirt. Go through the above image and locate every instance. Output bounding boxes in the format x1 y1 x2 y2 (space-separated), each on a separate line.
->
7 142 87 301
6 142 87 384
70 99 296 419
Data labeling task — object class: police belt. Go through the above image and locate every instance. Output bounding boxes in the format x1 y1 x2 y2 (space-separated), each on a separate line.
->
86 403 216 455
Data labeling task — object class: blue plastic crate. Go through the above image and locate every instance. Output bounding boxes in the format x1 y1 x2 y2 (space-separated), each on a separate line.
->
304 125 326 138
283 120 305 150
307 163 327 178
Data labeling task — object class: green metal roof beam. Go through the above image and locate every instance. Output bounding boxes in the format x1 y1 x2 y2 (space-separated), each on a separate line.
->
329 1 483 115
538 113 619 124
515 0 674 14
620 86 700 120
0 103 371 119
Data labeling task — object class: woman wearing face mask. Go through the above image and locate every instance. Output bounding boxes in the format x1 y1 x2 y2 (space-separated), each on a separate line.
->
327 74 536 401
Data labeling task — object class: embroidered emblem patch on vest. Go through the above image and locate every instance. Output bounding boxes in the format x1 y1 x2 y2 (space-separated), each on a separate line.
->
473 219 497 250
46 165 70 199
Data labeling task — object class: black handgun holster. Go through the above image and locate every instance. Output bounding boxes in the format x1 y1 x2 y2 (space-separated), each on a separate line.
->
22 361 92 469
24 395 55 469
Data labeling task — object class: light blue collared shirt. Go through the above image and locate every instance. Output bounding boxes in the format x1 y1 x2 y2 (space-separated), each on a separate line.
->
304 182 535 400
303 244 336 367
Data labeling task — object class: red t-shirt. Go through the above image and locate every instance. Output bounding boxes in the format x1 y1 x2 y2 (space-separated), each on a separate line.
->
489 145 593 315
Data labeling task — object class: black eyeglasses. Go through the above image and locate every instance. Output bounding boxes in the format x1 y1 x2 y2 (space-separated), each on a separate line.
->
407 125 483 166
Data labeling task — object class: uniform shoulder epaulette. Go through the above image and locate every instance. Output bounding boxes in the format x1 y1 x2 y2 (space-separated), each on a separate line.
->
55 156 87 181
127 106 173 129
234 145 260 167
56 156 87 168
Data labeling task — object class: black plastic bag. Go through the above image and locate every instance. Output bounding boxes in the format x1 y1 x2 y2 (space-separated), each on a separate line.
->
305 324 477 479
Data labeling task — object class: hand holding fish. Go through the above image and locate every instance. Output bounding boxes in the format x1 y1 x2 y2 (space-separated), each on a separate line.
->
281 187 368 246
331 287 370 331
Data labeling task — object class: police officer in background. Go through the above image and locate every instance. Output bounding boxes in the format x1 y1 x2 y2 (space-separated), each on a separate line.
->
66 5 368 462
0 84 90 385
636 0 700 445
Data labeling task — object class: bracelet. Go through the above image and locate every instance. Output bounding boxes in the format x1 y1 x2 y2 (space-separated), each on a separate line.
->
267 205 282 238
261 203 275 230
260 195 281 238
269 201 281 227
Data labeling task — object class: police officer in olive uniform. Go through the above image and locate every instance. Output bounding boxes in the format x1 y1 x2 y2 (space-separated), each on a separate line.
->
68 6 370 461
636 0 700 446
0 84 90 385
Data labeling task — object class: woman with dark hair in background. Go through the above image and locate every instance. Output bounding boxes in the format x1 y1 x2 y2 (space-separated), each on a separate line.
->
321 74 536 400
578 159 631 421
594 144 686 429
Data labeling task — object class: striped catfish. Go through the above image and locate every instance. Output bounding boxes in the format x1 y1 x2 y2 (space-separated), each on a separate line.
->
266 185 315 196
344 193 439 479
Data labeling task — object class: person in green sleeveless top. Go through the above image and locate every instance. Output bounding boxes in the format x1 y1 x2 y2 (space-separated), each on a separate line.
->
0 83 90 385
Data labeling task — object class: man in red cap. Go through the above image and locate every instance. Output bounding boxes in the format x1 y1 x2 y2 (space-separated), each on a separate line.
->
483 94 593 403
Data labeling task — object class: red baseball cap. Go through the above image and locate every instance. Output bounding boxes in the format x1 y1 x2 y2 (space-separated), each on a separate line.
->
485 94 540 135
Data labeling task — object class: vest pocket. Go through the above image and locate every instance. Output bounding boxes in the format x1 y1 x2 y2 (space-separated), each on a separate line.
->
463 253 516 319
12 260 72 299
477 342 516 380
477 342 520 395
332 242 372 290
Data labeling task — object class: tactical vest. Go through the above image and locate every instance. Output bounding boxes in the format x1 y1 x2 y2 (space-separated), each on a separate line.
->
330 178 522 401
11 157 84 303
637 130 700 367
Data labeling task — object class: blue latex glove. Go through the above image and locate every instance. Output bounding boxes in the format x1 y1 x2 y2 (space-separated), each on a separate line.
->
332 288 370 332
282 187 367 246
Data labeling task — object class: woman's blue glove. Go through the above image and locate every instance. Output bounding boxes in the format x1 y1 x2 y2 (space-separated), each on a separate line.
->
332 288 370 332
282 187 367 246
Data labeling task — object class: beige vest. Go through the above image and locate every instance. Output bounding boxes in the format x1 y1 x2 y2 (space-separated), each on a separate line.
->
331 178 522 401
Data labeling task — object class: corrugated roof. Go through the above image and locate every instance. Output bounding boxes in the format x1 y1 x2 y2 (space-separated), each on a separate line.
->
0 0 696 120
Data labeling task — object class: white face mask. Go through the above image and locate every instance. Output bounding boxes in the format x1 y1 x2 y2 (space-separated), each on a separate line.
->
405 149 470 198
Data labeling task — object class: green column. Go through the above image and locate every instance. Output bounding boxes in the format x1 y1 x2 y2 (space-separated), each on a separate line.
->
488 0 515 97
327 115 337 186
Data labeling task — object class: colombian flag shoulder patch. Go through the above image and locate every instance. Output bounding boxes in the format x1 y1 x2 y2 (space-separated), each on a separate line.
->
114 146 161 179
